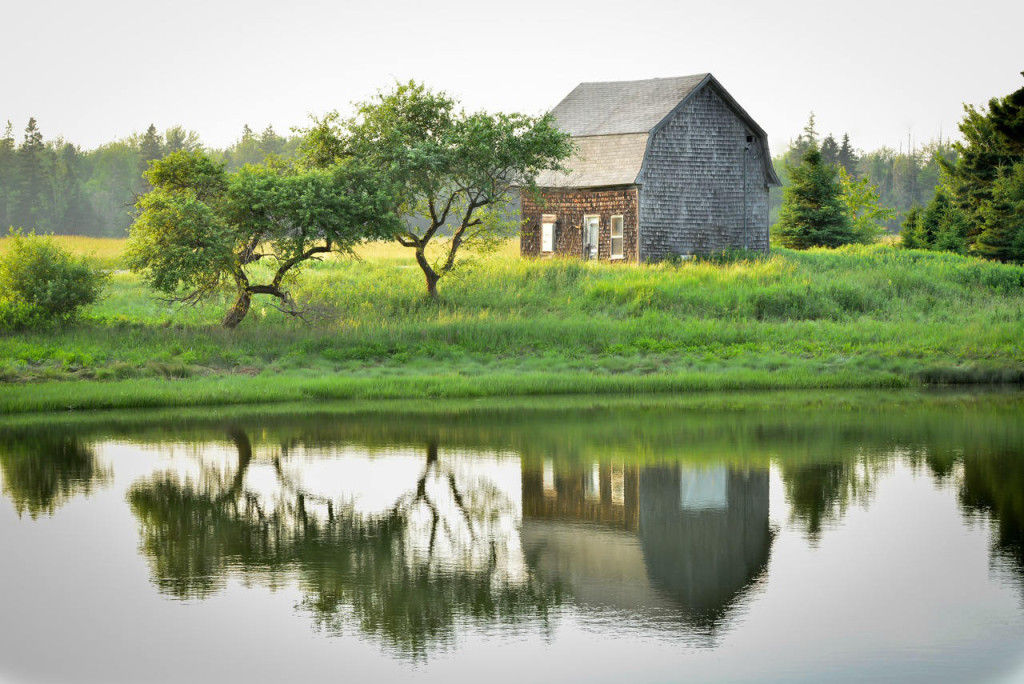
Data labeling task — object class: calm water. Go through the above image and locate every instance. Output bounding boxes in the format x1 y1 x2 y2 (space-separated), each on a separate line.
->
1 394 1023 683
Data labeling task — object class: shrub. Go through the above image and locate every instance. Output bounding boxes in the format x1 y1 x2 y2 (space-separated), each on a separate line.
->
0 230 107 328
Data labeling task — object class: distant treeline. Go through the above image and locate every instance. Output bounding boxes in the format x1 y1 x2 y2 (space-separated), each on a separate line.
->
0 110 974 239
0 120 299 237
770 114 958 230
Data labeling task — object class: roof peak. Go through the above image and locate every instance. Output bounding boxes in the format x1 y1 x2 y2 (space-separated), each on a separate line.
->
576 73 710 87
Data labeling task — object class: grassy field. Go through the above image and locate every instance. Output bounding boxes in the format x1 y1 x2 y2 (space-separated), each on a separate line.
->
1 236 1022 413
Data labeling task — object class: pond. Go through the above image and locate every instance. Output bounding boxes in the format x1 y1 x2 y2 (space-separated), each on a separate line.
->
1 392 1023 683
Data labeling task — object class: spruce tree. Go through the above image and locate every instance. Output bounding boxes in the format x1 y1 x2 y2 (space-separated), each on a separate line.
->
139 124 164 167
14 118 46 229
820 134 839 167
785 112 819 167
138 124 164 191
0 122 14 229
837 134 858 178
776 144 854 249
989 72 1024 155
916 190 950 249
939 75 1024 252
901 207 922 249
974 162 1024 262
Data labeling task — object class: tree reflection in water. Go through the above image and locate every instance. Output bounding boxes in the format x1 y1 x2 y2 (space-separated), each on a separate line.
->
0 434 110 518
4 397 1022 655
960 450 1024 591
780 460 883 543
126 431 560 657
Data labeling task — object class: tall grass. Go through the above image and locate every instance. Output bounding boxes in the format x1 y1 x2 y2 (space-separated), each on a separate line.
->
1 239 1022 412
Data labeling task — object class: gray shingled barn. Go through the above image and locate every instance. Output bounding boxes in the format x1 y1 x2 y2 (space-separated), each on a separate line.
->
520 74 780 262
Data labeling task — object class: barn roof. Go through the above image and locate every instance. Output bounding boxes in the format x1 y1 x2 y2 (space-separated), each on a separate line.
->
534 133 649 188
549 74 709 137
535 74 780 189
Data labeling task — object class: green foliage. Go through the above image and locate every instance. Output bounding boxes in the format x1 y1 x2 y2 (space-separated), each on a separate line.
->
126 188 234 296
776 145 854 248
126 151 401 326
0 230 106 328
921 74 1024 261
974 162 1024 262
900 207 922 249
327 80 573 295
838 168 895 244
769 113 955 231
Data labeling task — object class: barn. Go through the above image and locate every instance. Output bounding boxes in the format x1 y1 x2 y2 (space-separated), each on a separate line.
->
520 73 780 262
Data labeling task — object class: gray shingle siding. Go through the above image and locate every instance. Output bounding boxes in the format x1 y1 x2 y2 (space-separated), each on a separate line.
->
638 83 771 261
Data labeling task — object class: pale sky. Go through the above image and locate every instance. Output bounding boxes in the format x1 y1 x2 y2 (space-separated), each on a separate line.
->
3 0 1022 155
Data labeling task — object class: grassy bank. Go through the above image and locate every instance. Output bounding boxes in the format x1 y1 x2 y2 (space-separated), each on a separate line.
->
1 237 1022 413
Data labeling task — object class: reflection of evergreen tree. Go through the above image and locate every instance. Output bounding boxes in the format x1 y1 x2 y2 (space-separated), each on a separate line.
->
0 435 110 518
127 432 559 657
782 463 844 540
781 461 878 542
960 451 1024 580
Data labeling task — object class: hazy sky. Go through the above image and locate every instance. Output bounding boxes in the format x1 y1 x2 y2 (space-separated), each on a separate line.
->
3 0 1022 154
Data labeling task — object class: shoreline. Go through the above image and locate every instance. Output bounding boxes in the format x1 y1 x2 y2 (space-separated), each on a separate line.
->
1 370 1022 420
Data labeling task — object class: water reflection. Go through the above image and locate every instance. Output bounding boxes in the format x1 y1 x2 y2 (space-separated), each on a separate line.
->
0 433 110 518
127 433 559 656
780 461 881 542
960 450 1024 591
521 462 771 635
1 394 1024 679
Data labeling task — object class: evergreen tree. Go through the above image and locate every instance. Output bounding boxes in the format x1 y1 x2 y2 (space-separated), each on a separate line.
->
226 125 261 168
974 162 1024 262
901 206 922 249
785 112 819 167
14 118 47 229
820 134 839 167
259 125 287 158
55 143 100 235
989 71 1024 155
915 190 950 248
139 124 164 168
932 203 970 254
942 106 1018 241
776 144 854 249
838 133 858 178
137 124 164 192
0 122 14 229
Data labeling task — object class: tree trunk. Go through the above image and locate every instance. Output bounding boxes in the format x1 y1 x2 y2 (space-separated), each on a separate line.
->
222 290 251 328
425 271 439 298
414 249 441 298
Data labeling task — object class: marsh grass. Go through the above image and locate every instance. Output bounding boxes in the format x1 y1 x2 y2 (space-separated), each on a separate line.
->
1 238 1022 412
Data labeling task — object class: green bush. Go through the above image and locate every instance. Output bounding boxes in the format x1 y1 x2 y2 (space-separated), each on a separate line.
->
0 230 107 328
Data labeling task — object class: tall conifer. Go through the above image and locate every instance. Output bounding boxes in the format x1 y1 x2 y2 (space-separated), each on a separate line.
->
776 144 854 248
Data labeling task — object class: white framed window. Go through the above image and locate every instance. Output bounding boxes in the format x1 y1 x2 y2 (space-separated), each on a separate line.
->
610 215 624 259
541 215 556 253
584 215 599 260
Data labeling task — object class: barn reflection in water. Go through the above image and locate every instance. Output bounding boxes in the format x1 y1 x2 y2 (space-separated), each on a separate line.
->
521 461 772 634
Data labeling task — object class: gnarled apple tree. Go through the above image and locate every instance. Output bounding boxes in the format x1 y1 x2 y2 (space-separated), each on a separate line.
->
300 81 573 297
126 151 400 327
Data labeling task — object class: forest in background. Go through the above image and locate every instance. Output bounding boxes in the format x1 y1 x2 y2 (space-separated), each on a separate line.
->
769 113 957 230
0 121 300 237
0 111 956 238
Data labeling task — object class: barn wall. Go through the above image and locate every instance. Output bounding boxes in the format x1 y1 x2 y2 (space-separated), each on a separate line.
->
638 84 771 261
520 186 639 262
